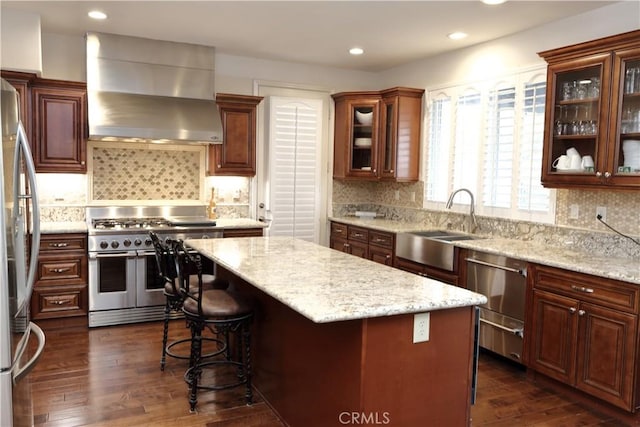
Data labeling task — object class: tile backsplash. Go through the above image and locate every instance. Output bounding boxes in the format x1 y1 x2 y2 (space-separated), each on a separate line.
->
333 180 640 258
89 142 204 201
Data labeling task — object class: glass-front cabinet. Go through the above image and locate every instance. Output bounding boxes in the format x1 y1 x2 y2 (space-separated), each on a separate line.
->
332 87 423 181
539 30 640 189
348 99 380 178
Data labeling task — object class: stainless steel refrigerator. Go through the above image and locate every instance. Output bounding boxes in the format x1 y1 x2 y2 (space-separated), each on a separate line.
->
0 78 44 427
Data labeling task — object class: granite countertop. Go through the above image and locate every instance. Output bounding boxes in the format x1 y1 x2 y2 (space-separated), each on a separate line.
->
39 218 266 234
330 217 640 285
186 236 488 324
211 218 267 229
40 221 88 234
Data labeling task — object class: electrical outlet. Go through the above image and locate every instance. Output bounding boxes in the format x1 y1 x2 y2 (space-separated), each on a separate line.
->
569 204 579 219
596 206 607 222
413 312 430 343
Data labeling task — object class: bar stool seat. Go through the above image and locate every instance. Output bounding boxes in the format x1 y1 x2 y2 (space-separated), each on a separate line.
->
149 231 229 371
172 239 254 412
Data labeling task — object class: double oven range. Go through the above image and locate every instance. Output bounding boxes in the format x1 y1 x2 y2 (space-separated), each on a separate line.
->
86 206 221 327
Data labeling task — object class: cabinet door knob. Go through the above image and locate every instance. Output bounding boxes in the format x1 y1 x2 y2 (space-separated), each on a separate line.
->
604 171 611 178
578 309 586 316
569 307 577 314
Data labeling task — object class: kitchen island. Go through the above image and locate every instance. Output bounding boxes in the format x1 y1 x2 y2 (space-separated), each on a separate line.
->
186 236 487 427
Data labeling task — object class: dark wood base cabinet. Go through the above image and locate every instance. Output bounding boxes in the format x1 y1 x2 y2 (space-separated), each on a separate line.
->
32 233 88 320
527 264 640 412
329 221 394 266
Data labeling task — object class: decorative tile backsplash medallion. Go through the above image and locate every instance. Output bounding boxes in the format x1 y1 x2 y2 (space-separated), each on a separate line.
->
333 180 640 259
88 141 205 203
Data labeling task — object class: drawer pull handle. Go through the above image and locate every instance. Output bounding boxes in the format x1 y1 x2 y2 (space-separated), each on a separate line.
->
571 285 594 294
49 242 69 248
52 268 71 273
51 300 70 305
353 233 364 238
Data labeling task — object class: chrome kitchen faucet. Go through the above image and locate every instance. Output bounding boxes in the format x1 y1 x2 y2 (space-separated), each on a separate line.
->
445 188 479 233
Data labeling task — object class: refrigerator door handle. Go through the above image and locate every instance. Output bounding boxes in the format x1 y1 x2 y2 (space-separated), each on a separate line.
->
12 322 46 384
14 121 40 314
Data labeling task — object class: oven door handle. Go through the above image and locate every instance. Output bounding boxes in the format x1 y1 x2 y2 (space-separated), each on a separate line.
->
137 250 157 256
465 258 526 277
479 317 524 338
89 251 138 259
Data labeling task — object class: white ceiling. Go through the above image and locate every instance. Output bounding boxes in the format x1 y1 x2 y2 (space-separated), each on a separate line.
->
2 1 617 72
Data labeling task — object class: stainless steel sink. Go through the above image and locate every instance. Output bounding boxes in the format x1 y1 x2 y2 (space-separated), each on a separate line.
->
395 230 483 272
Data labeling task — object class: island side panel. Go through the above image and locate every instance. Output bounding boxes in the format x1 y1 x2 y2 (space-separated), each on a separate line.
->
360 307 475 426
217 265 365 427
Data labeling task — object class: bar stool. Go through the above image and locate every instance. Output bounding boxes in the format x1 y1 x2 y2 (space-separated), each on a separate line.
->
172 239 254 412
149 231 228 371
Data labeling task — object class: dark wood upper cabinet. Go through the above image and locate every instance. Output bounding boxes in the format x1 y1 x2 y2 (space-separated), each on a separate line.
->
539 30 640 189
332 87 423 182
208 93 263 176
1 70 37 143
31 78 87 173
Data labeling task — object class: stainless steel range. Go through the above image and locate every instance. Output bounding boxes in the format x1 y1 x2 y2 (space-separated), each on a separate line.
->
86 206 222 327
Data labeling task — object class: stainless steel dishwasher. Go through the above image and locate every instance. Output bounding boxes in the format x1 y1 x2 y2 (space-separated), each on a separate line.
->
465 250 527 363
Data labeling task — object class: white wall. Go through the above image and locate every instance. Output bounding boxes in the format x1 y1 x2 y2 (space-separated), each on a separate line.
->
0 8 42 74
35 32 381 94
379 1 640 89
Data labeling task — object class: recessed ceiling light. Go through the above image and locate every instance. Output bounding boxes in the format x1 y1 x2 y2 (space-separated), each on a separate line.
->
482 0 507 5
447 32 468 40
349 47 364 56
88 10 107 20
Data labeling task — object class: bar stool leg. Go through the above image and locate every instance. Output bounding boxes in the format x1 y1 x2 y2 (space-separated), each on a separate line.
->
188 320 204 413
243 322 253 405
160 298 171 371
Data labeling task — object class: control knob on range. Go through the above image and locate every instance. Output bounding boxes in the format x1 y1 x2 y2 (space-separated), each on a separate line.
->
123 239 132 247
99 241 109 249
145 238 152 246
134 238 142 246
111 241 120 249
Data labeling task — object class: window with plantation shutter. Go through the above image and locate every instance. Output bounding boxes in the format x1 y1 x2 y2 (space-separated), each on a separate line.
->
426 95 452 202
453 90 482 196
483 85 515 210
267 97 322 241
425 68 555 224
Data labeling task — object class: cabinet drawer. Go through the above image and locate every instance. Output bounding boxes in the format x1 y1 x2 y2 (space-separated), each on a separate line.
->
369 230 393 248
223 228 264 238
39 234 87 252
31 285 87 320
533 265 639 314
36 254 87 286
330 222 348 238
347 226 368 243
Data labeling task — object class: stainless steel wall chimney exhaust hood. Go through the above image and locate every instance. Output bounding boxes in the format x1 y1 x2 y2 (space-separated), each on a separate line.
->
86 32 223 144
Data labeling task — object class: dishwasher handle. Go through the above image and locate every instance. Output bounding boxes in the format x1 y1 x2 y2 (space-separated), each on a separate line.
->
465 257 526 277
479 317 524 338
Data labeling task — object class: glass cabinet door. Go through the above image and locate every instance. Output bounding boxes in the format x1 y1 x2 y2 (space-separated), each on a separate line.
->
610 48 640 183
379 97 397 179
546 58 608 182
348 100 379 176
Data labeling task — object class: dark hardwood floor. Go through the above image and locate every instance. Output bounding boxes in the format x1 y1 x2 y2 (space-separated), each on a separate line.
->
29 321 639 426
